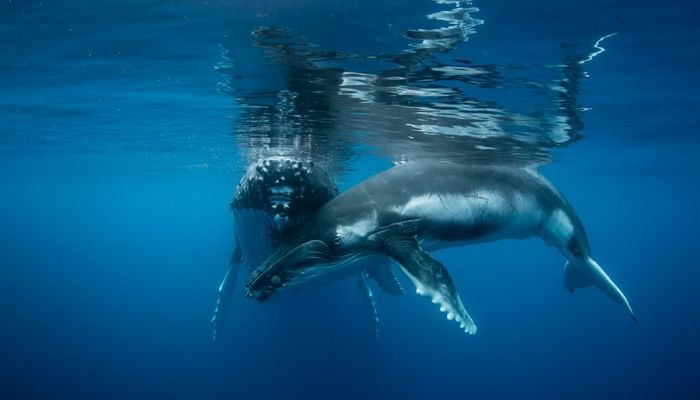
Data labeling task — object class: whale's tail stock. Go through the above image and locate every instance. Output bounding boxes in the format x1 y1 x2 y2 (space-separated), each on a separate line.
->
564 257 636 322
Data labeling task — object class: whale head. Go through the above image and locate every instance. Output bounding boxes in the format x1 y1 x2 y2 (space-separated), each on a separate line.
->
243 217 377 299
231 156 337 231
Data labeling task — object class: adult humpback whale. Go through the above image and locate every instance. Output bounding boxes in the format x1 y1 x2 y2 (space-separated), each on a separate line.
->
211 156 403 340
245 161 635 334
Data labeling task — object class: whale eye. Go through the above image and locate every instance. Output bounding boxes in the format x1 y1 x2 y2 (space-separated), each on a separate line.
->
332 235 343 249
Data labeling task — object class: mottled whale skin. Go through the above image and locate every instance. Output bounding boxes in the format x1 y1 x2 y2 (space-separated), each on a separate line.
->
211 156 402 340
231 156 338 266
211 156 337 340
246 161 635 334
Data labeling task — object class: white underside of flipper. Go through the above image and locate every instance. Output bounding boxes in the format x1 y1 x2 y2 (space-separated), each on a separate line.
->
399 265 477 335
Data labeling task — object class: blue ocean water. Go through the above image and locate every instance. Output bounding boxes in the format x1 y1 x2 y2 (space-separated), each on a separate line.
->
1 0 698 399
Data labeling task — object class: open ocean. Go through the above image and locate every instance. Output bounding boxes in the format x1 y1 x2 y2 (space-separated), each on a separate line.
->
1 0 698 399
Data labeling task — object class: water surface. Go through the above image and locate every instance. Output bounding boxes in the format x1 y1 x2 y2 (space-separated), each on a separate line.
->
1 1 699 399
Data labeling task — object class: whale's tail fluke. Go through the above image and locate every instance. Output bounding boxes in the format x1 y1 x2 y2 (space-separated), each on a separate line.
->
564 258 636 322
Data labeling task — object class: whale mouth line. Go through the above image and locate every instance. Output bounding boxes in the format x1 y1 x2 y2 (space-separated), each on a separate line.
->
245 240 342 299
267 186 300 210
268 185 296 195
268 194 294 203
245 245 372 300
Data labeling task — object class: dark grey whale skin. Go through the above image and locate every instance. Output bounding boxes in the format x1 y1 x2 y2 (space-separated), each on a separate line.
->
245 161 634 333
247 161 585 291
231 156 338 235
321 162 585 246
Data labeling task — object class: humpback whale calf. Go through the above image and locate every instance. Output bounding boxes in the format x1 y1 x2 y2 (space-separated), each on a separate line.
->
245 161 635 334
211 156 403 340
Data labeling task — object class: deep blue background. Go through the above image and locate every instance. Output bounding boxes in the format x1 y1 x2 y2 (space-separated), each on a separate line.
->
2 1 699 399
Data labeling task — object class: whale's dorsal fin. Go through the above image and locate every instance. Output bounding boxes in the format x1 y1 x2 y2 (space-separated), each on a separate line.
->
382 236 477 334
367 263 405 296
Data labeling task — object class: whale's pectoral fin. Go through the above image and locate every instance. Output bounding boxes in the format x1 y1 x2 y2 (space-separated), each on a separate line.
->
367 262 404 296
211 238 243 341
565 258 636 322
383 236 477 334
358 272 380 339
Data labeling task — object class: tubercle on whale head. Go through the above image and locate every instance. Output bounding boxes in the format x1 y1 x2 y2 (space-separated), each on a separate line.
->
230 156 337 223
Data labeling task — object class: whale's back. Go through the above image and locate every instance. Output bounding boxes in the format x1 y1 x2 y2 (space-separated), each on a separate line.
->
315 161 589 250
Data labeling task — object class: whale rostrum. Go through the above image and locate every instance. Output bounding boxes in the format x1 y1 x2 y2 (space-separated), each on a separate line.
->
245 161 635 334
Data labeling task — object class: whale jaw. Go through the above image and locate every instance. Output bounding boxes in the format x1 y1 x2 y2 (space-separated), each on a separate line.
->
245 240 339 300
